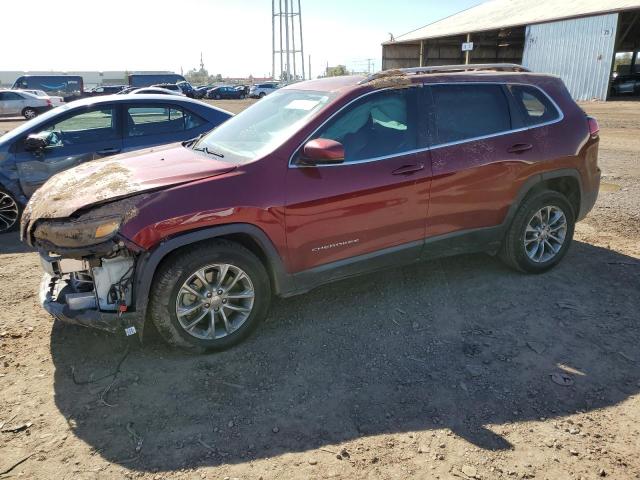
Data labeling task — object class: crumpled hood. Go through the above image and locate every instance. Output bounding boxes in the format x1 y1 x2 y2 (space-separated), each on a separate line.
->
21 142 236 233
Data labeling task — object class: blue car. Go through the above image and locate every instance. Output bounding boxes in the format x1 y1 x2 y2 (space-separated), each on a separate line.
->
0 95 232 232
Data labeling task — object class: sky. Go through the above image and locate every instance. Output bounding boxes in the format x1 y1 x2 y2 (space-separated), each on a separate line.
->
1 0 482 78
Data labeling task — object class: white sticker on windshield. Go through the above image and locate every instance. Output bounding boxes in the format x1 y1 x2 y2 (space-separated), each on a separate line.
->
285 99 322 111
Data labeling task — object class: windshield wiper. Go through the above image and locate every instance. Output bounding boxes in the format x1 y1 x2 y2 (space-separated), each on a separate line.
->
193 145 225 158
183 133 205 148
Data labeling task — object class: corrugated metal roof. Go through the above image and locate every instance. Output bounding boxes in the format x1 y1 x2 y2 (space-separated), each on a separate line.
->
389 0 640 44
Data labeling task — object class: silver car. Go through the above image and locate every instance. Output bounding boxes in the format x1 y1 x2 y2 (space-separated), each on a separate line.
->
249 82 280 98
0 90 52 119
18 89 65 107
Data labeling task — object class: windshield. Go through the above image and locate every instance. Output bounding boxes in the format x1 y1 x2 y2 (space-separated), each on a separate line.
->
196 89 334 162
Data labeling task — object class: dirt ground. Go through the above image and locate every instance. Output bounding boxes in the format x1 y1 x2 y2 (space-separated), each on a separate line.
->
0 100 639 480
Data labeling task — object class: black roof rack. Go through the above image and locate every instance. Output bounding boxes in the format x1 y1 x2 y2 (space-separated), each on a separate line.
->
359 63 530 84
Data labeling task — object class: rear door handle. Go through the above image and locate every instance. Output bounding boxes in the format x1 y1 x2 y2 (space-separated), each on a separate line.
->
97 148 121 155
392 163 424 175
507 143 533 154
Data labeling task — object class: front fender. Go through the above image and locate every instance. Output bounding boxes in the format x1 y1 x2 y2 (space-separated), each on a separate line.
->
132 223 296 317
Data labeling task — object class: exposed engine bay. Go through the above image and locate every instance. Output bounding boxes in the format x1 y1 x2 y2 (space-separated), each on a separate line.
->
41 251 135 313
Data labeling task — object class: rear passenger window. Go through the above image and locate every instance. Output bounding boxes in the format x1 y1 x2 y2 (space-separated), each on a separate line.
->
509 85 560 126
430 84 511 145
126 106 205 136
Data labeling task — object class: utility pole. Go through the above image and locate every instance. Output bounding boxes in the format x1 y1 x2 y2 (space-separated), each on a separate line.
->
271 0 275 80
308 54 311 80
298 0 305 80
284 0 290 81
291 0 297 79
279 0 283 80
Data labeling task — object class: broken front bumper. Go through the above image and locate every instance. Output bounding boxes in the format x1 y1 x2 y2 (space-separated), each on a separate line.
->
39 272 143 335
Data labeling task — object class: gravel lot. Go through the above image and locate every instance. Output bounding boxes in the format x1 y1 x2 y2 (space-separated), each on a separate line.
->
0 100 638 480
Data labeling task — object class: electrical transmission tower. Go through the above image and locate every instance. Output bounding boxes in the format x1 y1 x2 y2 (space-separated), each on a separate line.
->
272 0 305 82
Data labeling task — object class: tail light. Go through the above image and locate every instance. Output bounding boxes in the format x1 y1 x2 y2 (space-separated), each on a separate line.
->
587 116 599 137
46 99 52 107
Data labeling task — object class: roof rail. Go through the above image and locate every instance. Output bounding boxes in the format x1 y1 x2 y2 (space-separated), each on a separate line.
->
359 63 530 84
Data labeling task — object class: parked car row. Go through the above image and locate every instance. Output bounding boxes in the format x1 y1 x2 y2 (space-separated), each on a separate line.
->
190 85 249 100
11 65 601 354
190 82 282 100
0 78 276 123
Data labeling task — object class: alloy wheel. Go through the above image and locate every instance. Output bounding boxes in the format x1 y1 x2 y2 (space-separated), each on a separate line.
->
0 191 19 232
24 109 36 119
175 263 255 340
523 205 567 263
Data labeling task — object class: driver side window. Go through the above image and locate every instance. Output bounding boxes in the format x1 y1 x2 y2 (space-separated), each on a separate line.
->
312 88 418 163
41 107 118 146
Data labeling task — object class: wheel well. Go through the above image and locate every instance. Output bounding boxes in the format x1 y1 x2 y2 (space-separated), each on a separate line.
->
218 232 276 284
152 233 277 291
530 176 581 217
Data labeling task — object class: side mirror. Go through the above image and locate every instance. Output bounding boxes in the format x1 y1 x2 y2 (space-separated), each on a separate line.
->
24 132 51 152
300 138 345 165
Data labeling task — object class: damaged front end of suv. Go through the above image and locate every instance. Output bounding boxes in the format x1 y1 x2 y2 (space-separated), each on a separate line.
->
22 195 147 336
21 140 240 340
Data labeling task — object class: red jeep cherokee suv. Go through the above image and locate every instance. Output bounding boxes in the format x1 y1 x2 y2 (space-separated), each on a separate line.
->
22 64 601 352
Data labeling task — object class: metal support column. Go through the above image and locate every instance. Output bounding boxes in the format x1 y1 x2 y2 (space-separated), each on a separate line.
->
465 33 471 64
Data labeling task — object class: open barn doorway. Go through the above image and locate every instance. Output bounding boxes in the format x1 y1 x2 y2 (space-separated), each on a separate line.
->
381 27 525 70
420 27 525 66
610 10 640 98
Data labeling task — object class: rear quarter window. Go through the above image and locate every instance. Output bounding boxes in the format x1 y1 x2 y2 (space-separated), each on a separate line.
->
508 85 561 126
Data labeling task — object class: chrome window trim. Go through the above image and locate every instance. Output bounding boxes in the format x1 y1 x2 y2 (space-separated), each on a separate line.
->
288 81 564 169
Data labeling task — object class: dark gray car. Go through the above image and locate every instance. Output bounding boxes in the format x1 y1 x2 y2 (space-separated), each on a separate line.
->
0 95 232 232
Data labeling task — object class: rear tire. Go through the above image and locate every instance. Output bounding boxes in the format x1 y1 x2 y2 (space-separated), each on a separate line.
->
149 240 271 352
500 190 575 273
22 108 37 119
258 92 266 98
0 188 21 233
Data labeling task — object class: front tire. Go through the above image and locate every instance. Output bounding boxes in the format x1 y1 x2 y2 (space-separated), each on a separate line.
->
22 107 37 119
149 240 271 352
500 190 575 273
0 188 21 233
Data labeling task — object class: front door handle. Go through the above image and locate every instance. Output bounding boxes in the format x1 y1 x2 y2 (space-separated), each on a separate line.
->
97 147 121 155
392 163 424 175
507 143 533 154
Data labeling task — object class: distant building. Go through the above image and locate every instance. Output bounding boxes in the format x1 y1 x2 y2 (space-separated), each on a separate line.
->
382 0 640 100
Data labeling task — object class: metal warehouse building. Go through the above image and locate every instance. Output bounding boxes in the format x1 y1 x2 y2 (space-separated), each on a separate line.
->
382 0 640 100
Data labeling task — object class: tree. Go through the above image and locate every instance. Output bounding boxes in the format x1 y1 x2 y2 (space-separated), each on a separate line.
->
614 52 633 74
185 67 210 86
326 65 348 77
